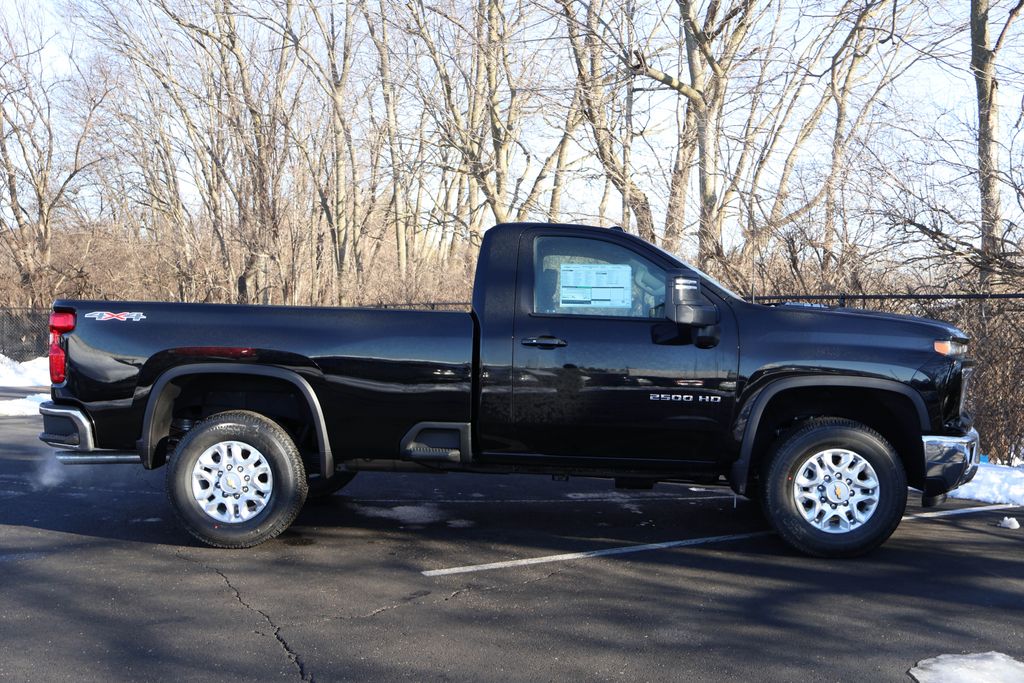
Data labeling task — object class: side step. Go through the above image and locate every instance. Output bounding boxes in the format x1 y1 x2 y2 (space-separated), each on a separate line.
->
406 445 461 460
400 422 471 463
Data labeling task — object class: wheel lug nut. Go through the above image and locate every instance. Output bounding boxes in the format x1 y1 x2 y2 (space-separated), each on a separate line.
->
234 493 240 499
830 503 837 509
820 497 826 502
245 476 250 481
243 487 249 493
818 485 825 491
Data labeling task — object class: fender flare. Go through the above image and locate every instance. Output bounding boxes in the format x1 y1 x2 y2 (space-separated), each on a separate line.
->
729 376 929 494
138 363 332 476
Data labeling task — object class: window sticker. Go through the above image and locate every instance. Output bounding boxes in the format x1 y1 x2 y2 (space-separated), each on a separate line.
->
559 263 632 308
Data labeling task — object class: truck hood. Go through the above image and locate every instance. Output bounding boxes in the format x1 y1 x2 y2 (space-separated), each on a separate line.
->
772 303 969 341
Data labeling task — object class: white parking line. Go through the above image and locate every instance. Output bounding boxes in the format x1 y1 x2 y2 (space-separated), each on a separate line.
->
423 502 1020 577
421 531 773 576
904 503 1019 520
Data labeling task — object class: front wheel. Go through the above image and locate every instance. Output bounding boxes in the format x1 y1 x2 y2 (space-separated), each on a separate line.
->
762 418 907 558
167 411 308 548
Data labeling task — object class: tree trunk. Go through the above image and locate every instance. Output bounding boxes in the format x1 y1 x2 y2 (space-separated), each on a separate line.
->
971 0 1003 284
664 100 696 254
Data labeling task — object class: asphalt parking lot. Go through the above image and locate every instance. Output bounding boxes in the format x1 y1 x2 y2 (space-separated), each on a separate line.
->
1 397 1023 681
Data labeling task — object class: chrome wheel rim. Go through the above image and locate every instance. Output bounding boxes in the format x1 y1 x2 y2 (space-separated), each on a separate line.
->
792 449 880 534
191 440 274 524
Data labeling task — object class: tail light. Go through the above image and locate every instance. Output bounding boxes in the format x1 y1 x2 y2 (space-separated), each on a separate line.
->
49 311 76 384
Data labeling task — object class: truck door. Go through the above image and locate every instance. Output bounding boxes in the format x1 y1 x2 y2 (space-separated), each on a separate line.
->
508 230 738 464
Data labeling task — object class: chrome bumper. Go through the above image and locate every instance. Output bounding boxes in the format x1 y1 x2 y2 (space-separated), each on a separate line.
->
922 428 980 495
39 402 141 464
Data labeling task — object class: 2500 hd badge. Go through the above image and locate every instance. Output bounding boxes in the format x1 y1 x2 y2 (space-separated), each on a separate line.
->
650 393 722 402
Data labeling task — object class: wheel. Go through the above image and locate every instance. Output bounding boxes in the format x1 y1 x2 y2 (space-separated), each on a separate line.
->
762 417 907 558
166 410 308 548
306 471 357 500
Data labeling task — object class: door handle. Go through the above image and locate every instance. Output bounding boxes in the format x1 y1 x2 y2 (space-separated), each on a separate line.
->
521 336 568 349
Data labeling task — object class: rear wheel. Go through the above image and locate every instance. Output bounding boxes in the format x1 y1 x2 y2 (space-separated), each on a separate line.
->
167 410 307 548
762 418 906 558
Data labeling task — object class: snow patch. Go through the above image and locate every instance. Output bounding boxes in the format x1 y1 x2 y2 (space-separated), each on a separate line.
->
0 393 49 417
352 504 446 525
950 463 1024 506
0 355 49 387
909 652 1024 683
997 516 1020 530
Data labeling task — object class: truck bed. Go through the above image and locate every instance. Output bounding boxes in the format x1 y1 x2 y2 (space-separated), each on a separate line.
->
51 300 475 458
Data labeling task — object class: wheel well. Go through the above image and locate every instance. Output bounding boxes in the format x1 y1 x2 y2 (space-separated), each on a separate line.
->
148 374 320 473
747 387 925 490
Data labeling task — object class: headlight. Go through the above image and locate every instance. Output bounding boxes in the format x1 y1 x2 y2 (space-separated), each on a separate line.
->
934 340 968 357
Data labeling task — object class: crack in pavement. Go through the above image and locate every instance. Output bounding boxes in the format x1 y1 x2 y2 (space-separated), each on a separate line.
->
176 552 314 682
441 568 565 604
302 567 564 626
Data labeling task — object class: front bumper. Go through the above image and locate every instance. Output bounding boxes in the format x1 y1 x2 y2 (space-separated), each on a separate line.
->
39 402 141 464
921 428 980 498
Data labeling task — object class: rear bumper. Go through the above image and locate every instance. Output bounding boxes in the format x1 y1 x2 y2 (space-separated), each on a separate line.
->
39 402 140 464
921 428 980 497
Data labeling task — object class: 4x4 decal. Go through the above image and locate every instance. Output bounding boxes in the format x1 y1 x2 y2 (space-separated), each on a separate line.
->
85 311 147 321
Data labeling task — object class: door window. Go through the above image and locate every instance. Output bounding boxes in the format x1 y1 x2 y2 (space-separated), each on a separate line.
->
533 236 666 319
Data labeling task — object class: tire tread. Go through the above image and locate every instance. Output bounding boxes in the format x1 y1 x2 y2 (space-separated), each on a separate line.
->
166 410 308 549
761 417 907 558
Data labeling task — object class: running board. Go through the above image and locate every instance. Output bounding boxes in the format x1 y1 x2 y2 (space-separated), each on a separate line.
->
57 452 142 465
400 422 471 463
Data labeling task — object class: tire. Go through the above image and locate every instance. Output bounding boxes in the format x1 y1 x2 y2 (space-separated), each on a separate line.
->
166 410 308 548
306 471 357 501
761 417 907 558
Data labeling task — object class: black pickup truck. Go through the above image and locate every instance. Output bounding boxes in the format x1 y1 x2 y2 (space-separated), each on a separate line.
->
39 222 979 557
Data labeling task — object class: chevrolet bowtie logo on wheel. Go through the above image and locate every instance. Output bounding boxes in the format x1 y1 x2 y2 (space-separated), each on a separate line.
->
84 311 147 321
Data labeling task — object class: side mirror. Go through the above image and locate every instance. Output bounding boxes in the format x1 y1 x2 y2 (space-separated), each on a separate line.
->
666 271 717 326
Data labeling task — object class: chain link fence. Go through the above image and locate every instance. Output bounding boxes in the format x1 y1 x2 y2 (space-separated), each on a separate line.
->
0 308 49 362
373 302 473 311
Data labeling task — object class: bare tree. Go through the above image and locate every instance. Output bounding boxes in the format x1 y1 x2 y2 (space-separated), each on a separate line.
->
971 0 1022 283
403 0 577 236
557 0 658 242
0 11 107 306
